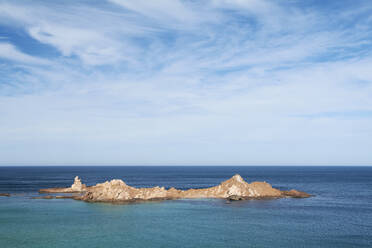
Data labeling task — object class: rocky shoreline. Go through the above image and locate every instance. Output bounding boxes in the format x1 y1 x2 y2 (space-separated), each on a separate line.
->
38 175 311 203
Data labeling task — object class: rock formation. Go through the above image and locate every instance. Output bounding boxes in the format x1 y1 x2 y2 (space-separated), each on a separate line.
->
0 193 10 197
70 176 85 192
39 176 86 193
39 174 311 203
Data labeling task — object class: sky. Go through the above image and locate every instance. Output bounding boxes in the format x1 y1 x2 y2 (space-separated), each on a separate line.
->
0 0 372 166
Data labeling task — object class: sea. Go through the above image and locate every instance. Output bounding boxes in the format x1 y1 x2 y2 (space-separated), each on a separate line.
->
0 166 371 248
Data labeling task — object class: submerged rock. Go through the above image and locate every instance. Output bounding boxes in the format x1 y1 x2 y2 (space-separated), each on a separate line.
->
39 174 312 203
55 195 80 199
32 195 54 199
32 194 81 200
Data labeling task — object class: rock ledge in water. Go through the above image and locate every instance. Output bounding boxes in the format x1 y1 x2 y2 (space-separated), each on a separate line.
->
39 176 86 193
281 189 312 198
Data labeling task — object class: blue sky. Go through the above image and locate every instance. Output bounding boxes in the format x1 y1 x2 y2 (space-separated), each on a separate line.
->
0 0 372 165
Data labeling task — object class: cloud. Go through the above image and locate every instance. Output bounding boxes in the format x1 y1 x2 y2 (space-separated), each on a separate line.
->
108 0 198 24
28 24 127 66
0 2 142 66
0 42 48 64
211 0 275 12
0 0 372 165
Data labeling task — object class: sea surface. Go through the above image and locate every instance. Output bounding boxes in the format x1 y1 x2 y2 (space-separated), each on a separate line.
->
0 166 371 248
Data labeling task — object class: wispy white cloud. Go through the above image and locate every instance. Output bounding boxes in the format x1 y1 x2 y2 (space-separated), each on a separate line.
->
0 42 48 64
0 2 145 65
28 24 128 66
108 0 198 24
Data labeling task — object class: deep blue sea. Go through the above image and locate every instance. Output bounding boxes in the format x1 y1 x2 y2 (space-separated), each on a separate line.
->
0 166 371 248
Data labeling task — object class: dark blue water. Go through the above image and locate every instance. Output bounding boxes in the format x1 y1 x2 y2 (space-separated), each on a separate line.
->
0 166 371 247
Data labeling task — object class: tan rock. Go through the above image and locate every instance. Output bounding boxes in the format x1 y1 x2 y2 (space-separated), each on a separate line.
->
70 176 85 192
177 174 281 199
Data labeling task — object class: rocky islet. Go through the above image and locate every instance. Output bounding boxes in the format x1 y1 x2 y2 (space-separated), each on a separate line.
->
39 174 311 203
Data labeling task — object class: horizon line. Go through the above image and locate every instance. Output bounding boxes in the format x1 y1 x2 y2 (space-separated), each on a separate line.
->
0 164 371 167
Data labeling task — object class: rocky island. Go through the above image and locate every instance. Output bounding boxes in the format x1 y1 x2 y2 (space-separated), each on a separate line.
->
39 175 311 203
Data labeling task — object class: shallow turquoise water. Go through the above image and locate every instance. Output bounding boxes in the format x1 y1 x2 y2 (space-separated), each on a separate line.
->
0 166 372 247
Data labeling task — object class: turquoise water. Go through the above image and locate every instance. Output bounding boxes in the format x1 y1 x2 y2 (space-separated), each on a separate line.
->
1 166 372 247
